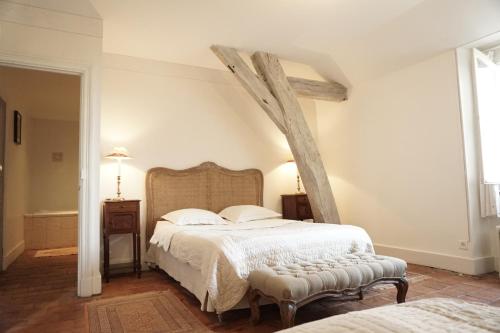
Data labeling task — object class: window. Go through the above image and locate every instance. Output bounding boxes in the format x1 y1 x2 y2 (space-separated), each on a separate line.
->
473 48 500 184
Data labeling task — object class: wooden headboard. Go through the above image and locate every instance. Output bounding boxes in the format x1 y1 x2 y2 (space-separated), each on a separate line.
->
145 162 263 245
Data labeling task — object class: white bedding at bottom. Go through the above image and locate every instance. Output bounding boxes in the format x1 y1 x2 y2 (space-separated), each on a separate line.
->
281 298 500 333
148 244 272 312
149 219 374 313
149 245 208 308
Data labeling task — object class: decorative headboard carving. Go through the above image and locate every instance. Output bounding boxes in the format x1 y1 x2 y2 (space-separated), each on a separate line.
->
146 162 263 246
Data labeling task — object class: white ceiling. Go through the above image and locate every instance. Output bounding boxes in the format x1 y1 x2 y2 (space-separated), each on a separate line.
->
91 0 500 86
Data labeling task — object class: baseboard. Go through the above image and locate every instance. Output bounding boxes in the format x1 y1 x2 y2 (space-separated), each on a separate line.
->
2 240 25 270
374 243 496 275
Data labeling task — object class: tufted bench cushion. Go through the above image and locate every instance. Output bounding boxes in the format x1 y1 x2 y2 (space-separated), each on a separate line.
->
248 253 407 302
248 253 408 328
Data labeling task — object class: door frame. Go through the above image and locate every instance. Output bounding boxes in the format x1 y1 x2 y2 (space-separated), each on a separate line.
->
0 98 5 271
0 53 101 297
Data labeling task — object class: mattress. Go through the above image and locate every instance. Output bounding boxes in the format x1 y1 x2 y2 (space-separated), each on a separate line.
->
280 298 500 333
148 219 374 313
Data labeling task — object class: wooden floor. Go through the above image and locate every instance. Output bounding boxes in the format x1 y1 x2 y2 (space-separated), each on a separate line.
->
1 251 499 332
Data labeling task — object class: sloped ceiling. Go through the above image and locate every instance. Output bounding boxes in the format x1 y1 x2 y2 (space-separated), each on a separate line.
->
91 0 500 86
10 0 101 18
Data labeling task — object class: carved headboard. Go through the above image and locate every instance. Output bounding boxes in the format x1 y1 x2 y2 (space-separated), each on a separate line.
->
145 162 263 245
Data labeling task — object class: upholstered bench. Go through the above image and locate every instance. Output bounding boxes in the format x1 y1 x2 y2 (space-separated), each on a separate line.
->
247 253 408 328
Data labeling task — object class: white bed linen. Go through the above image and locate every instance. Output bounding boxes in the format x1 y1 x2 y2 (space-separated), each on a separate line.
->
149 219 374 313
149 245 209 308
148 244 267 312
280 298 500 333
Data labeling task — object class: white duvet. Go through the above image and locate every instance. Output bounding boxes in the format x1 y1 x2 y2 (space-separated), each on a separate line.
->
149 219 374 313
281 298 500 333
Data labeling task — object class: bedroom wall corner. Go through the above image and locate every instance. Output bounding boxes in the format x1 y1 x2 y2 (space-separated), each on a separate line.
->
100 53 308 266
316 50 488 274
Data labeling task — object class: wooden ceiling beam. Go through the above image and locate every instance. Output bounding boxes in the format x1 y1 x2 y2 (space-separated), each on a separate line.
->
287 76 347 102
210 45 287 133
211 45 342 224
251 51 340 224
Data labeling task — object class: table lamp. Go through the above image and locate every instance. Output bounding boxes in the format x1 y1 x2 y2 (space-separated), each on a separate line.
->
286 159 303 193
105 147 132 201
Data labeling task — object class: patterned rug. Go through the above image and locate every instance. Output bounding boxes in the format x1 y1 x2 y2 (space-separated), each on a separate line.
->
34 247 78 257
86 291 213 333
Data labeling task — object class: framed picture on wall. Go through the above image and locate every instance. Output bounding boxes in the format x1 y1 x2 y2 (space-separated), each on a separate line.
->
14 110 21 145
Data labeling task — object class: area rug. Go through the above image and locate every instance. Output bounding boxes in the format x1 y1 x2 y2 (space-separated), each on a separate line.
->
86 291 213 333
34 247 78 257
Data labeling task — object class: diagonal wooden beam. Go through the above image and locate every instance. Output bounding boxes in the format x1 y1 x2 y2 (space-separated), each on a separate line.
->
211 45 287 133
251 51 340 224
287 76 347 102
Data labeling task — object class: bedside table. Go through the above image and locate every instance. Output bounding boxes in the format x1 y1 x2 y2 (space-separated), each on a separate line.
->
102 199 141 282
281 194 313 221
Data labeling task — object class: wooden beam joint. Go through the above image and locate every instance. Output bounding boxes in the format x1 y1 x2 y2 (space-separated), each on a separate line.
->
287 76 347 102
211 45 341 224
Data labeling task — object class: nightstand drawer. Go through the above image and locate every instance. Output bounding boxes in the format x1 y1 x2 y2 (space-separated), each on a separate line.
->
105 201 138 213
296 195 308 204
108 212 136 233
281 194 313 221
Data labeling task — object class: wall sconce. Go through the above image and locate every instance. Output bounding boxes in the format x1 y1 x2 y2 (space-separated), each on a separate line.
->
286 159 304 193
105 147 132 201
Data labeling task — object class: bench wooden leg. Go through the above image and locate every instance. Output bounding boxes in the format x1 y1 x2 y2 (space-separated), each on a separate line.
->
279 301 297 329
248 289 261 325
395 277 409 303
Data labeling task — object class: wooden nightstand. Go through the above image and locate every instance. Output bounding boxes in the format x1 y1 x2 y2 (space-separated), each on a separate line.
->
281 194 313 221
102 199 141 282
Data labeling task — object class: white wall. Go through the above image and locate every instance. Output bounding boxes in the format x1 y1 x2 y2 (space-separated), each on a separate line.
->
29 118 79 212
317 50 493 274
100 53 317 264
1 103 31 269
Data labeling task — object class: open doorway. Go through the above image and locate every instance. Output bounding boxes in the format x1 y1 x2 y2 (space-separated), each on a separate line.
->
0 65 80 281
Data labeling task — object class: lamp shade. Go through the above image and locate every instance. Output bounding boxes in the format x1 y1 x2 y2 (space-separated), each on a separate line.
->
105 147 132 160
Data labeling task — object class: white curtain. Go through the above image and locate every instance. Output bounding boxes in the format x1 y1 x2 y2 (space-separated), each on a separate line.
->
480 183 500 218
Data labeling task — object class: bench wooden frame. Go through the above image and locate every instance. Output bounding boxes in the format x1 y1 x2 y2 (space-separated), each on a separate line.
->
248 276 409 328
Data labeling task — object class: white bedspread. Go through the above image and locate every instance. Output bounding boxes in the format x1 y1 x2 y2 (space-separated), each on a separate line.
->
150 219 374 313
281 298 500 333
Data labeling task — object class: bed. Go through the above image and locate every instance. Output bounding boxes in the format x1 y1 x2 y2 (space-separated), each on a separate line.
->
279 298 500 332
145 162 374 314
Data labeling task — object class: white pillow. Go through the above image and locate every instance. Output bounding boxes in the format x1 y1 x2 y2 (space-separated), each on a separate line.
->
219 205 281 223
162 208 227 226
